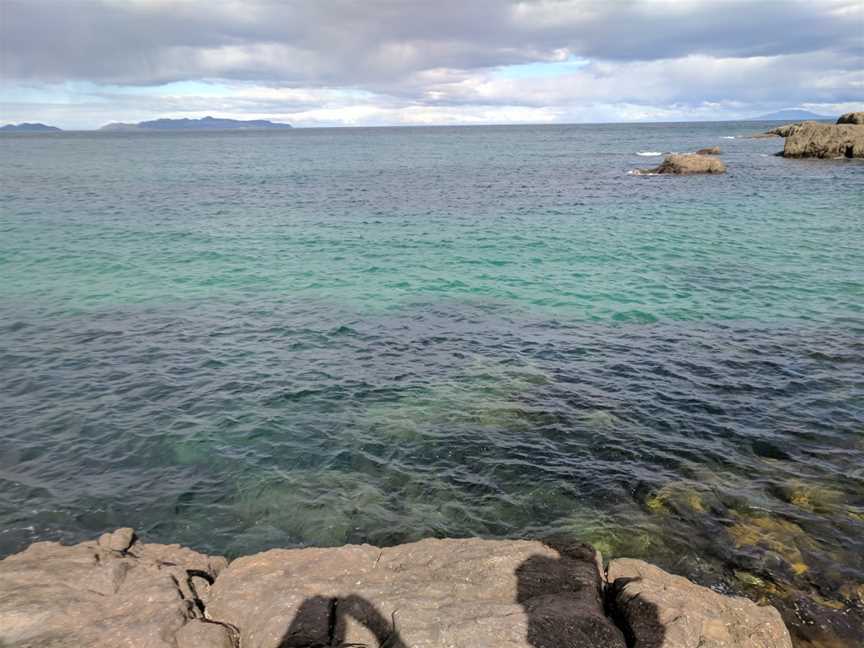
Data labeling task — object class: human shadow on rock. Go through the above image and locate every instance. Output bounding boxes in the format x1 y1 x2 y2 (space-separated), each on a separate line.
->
278 593 408 648
516 538 665 648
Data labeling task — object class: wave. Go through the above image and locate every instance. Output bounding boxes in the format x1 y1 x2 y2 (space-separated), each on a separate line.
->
720 136 736 140
636 151 662 156
628 169 659 176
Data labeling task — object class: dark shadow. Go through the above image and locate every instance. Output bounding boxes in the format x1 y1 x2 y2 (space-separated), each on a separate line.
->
279 594 408 648
516 538 666 648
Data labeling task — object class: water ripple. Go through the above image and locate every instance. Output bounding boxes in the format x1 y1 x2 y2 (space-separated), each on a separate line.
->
1 124 863 645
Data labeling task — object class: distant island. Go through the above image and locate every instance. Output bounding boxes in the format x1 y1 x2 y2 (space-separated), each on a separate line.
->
99 116 293 131
748 109 834 121
0 123 62 132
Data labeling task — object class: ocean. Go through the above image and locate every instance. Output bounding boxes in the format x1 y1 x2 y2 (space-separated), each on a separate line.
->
1 123 862 644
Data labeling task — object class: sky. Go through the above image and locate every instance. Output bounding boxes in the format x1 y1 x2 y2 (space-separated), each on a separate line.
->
1 0 862 129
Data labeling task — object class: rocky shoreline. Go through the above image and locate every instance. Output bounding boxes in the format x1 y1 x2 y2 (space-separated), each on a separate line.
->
0 529 793 648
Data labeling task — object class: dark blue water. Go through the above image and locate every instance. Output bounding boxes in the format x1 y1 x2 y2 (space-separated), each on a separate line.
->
1 124 862 645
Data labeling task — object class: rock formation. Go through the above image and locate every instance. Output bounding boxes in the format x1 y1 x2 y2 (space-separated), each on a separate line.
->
0 530 794 648
767 122 812 137
754 117 864 157
836 112 864 125
0 529 231 648
694 146 721 155
608 559 793 648
642 153 727 174
205 538 624 648
781 122 864 158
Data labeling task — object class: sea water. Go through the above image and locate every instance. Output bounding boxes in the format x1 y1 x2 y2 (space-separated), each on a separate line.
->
1 123 862 643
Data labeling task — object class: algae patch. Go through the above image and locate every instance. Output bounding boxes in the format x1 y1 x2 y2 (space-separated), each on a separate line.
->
643 481 711 515
727 513 815 576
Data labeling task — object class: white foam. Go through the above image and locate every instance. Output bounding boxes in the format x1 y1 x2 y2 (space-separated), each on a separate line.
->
628 169 659 176
720 136 736 140
636 151 662 156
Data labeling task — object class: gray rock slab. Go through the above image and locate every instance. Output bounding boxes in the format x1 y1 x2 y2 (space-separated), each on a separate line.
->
607 558 793 648
0 530 227 648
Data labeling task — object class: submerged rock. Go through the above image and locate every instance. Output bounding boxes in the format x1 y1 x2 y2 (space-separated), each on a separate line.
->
837 111 864 125
608 558 793 648
642 154 727 174
775 479 846 514
727 513 814 576
643 480 713 515
695 146 721 155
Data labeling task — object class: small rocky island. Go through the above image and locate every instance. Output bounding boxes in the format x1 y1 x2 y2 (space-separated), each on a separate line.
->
764 111 864 158
99 116 293 131
647 153 727 175
0 122 62 132
636 148 727 175
0 529 793 648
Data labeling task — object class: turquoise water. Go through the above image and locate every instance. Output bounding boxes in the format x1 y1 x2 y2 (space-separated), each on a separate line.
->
1 124 863 644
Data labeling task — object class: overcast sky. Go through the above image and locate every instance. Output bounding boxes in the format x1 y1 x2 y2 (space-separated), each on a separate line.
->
1 0 862 129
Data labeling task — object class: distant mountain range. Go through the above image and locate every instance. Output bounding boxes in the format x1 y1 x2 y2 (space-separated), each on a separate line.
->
0 122 62 132
748 109 834 122
99 116 293 131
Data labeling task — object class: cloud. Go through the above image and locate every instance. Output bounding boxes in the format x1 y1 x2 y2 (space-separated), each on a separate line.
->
424 50 864 107
1 0 861 127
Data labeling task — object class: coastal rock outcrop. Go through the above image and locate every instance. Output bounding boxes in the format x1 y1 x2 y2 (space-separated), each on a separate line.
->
0 531 796 648
781 122 864 158
0 530 230 648
756 117 864 157
694 146 721 155
608 558 793 648
767 121 812 137
836 112 864 125
642 153 727 174
205 538 625 648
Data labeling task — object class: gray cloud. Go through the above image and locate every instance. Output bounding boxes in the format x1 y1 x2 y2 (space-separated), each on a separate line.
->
1 0 862 127
3 0 861 85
